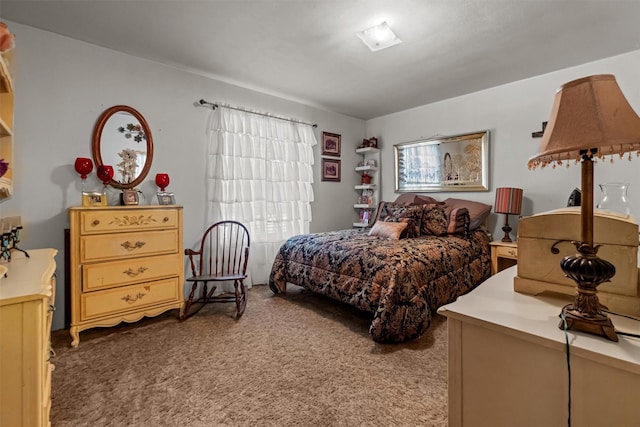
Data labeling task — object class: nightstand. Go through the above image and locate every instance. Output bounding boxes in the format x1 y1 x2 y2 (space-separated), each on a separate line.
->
489 241 518 274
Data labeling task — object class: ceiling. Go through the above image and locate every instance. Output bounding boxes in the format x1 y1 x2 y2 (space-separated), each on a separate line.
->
2 1 640 120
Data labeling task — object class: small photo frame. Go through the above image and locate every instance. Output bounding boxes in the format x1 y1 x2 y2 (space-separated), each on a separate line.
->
82 191 107 207
322 131 341 157
321 158 341 182
157 192 176 205
121 189 139 206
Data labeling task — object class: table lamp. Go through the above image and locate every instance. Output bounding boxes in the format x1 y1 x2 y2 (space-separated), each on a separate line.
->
494 187 523 243
528 74 640 342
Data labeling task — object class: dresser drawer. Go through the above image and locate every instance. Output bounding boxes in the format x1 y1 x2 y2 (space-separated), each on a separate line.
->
79 208 178 235
81 278 180 320
80 229 179 262
82 254 180 291
495 245 518 259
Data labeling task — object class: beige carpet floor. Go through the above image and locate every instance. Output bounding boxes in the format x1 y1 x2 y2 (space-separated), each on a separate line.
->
50 285 448 426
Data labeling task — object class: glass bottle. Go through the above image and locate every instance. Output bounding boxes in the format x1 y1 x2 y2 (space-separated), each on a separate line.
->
596 182 631 215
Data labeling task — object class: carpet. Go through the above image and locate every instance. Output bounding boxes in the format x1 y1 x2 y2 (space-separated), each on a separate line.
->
50 285 448 426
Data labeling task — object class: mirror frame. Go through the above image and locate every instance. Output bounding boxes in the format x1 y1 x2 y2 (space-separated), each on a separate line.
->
394 130 489 193
92 105 154 190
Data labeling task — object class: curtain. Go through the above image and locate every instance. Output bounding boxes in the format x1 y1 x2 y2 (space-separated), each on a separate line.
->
206 107 317 288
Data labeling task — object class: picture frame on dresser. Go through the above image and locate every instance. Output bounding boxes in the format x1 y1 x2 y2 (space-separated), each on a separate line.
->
121 189 139 205
82 191 107 207
321 131 341 156
157 192 176 205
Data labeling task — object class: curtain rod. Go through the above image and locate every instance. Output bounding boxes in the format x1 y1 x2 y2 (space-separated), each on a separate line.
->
198 99 317 128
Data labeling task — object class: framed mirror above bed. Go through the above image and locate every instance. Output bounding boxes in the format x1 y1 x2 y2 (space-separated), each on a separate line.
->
394 130 489 193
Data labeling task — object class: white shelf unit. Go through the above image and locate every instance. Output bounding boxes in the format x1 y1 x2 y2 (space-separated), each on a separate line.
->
353 147 380 228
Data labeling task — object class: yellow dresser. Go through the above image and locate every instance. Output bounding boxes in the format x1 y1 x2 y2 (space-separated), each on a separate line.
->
68 206 184 347
0 248 58 427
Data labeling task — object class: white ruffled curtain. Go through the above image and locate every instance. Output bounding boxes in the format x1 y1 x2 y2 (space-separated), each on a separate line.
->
206 107 317 287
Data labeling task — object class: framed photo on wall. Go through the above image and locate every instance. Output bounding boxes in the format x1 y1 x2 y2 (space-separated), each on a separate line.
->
322 158 341 182
322 131 341 157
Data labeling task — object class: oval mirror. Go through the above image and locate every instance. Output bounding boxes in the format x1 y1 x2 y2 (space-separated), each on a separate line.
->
92 105 154 190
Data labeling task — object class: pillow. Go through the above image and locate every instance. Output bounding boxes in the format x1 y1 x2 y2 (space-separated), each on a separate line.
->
445 207 470 235
414 195 440 205
368 220 408 240
443 198 492 230
420 204 449 236
376 202 423 237
393 193 439 205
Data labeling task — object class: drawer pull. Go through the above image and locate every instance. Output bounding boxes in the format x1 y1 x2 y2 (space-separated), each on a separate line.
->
92 220 100 226
121 240 146 251
121 292 146 303
49 304 56 312
163 217 169 222
123 266 149 277
507 249 516 256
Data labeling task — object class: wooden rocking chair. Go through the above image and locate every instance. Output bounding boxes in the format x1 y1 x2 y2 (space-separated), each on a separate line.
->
181 220 250 320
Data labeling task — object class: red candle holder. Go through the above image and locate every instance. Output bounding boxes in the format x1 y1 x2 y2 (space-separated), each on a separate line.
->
74 157 93 191
155 173 170 192
74 157 93 179
97 165 114 187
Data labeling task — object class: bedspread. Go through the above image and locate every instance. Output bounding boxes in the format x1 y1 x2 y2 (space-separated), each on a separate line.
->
268 228 491 342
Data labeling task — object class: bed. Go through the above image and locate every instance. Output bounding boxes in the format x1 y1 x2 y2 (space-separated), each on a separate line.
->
268 195 493 343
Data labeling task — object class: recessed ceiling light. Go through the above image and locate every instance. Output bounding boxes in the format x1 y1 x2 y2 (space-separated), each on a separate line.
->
356 21 402 52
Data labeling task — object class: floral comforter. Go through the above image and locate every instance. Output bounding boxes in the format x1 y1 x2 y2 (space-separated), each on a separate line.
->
268 228 491 342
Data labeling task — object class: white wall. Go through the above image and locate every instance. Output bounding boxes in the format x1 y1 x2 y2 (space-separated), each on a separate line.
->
366 50 640 239
5 21 365 331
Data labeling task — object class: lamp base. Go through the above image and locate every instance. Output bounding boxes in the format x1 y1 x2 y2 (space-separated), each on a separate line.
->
501 214 513 242
559 304 618 342
557 249 618 342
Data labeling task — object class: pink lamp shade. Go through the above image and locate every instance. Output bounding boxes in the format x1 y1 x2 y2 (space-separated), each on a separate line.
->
97 165 114 186
494 187 523 242
74 157 93 179
155 173 170 192
494 187 523 215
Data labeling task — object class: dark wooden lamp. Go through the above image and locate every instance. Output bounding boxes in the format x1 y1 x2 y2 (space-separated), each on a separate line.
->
528 74 640 342
494 187 523 243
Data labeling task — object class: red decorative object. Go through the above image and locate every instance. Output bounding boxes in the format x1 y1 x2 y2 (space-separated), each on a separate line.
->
361 172 372 184
74 157 93 179
97 165 114 186
155 173 170 192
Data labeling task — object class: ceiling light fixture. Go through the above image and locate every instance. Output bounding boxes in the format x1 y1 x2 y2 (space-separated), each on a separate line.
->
356 21 402 52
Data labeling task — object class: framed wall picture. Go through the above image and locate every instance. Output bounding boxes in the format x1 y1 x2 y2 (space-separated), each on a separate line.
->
321 158 341 182
322 131 341 157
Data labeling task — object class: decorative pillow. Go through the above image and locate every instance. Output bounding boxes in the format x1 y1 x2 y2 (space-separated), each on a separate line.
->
414 195 440 205
443 198 492 230
420 204 449 236
445 207 470 235
368 220 408 240
393 193 439 206
386 217 418 238
377 202 423 237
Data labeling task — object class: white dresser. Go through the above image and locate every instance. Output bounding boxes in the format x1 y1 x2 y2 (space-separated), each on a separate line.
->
439 266 640 427
0 249 58 427
68 206 184 347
